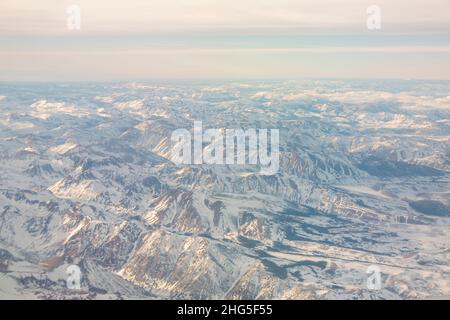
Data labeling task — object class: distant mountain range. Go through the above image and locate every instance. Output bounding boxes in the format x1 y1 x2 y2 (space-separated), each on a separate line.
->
0 80 449 299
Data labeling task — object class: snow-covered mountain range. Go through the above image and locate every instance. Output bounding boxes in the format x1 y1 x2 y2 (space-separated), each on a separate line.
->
0 80 449 299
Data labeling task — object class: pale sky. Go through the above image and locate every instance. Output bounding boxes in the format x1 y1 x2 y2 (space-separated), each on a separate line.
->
1 0 450 80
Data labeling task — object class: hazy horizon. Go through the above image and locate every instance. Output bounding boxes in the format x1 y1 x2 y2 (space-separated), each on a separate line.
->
1 0 450 81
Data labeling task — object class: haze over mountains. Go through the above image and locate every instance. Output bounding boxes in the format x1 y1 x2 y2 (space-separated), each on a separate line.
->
0 80 449 299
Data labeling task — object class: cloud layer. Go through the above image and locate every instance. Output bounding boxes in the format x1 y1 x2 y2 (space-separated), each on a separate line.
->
1 0 450 35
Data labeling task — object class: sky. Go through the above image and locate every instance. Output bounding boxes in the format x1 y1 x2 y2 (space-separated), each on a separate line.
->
1 0 450 81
